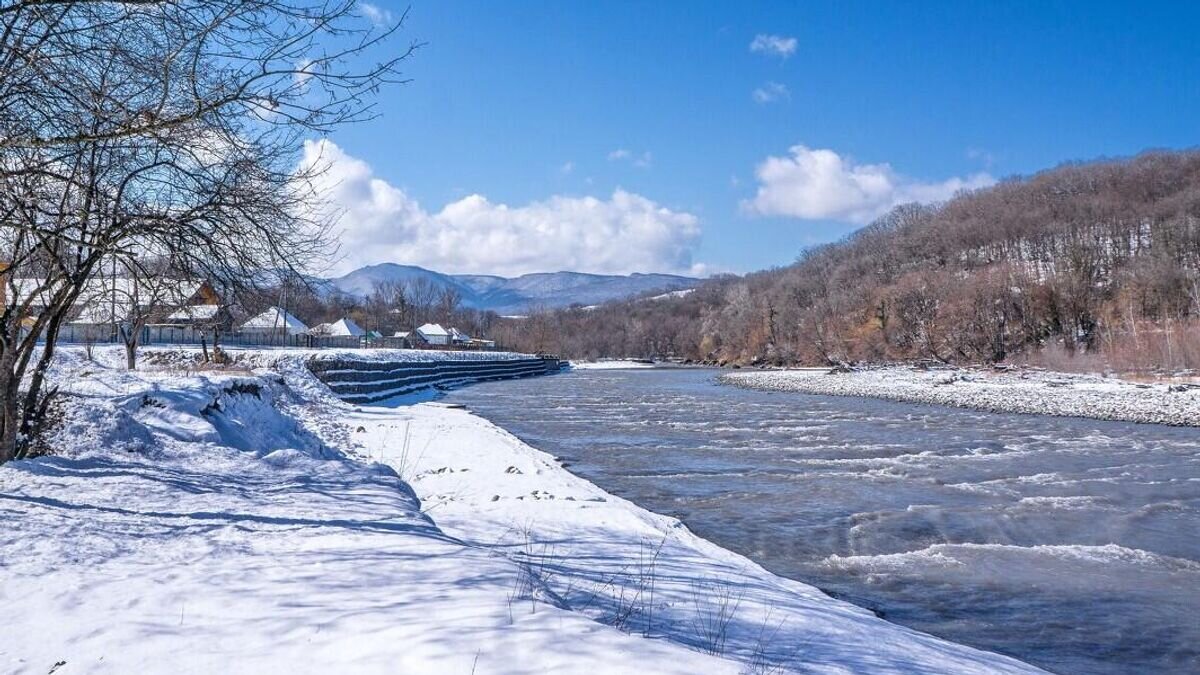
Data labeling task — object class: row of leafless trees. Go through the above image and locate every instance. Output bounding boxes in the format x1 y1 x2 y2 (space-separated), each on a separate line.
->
0 0 413 463
247 276 501 339
498 150 1200 370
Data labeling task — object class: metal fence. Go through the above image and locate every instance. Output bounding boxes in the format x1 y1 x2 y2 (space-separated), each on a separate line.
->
50 323 499 351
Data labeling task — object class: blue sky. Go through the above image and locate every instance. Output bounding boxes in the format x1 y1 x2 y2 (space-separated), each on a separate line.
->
317 1 1200 277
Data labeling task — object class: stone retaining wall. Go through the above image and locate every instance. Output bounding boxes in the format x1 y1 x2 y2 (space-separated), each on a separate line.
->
310 355 560 404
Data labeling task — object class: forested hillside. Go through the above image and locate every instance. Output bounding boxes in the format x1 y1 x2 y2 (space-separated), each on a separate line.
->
493 150 1200 370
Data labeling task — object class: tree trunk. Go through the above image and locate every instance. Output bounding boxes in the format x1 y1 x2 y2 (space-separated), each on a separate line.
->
121 323 142 370
16 314 66 461
0 370 19 464
212 329 223 363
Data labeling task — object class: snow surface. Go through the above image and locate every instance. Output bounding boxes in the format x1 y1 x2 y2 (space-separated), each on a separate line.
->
724 366 1200 427
239 306 309 334
642 288 695 301
166 304 221 322
223 345 528 365
1 347 1041 674
416 323 450 338
309 317 365 337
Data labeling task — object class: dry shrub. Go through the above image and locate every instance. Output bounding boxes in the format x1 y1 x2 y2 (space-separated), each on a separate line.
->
1018 319 1200 374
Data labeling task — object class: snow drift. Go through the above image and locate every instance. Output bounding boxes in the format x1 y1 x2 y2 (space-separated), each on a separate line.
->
0 348 1043 673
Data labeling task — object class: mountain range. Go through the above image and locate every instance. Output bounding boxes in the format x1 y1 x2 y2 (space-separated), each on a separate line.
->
328 263 698 315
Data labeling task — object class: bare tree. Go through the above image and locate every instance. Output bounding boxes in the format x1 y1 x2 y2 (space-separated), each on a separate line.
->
406 276 439 325
111 253 197 370
370 279 411 331
436 287 462 326
0 0 417 463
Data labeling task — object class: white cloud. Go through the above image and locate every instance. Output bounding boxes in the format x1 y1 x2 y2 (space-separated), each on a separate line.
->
608 148 652 168
293 60 314 89
752 81 789 104
303 140 702 277
559 161 574 175
359 2 391 25
749 34 797 59
742 145 995 223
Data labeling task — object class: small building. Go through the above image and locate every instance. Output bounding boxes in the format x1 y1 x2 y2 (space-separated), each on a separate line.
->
415 323 450 346
240 306 308 336
15 277 226 327
51 278 234 344
309 318 365 338
448 327 471 346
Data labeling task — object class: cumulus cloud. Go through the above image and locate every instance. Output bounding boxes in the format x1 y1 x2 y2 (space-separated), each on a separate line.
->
293 59 314 89
303 140 702 277
742 145 995 223
752 81 789 104
749 34 797 58
608 148 653 168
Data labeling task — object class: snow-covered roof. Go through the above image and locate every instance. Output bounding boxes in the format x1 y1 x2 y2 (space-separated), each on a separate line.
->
448 327 471 341
393 331 411 338
310 318 364 337
69 302 129 325
240 306 308 334
10 277 204 309
416 323 449 337
166 305 221 322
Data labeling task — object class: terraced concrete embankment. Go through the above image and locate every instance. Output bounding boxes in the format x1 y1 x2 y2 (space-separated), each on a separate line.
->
309 354 561 404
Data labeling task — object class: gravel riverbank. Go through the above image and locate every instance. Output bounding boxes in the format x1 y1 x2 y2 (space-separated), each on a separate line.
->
722 366 1200 426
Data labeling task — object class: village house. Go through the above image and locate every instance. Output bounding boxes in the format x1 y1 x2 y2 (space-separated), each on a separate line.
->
415 323 450 346
448 327 472 346
6 274 235 343
309 318 365 338
10 278 226 324
239 307 309 336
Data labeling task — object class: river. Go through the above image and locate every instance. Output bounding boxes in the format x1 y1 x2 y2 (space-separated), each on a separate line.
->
443 366 1200 674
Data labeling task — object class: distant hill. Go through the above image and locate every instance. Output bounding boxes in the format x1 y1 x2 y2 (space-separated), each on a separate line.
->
329 263 698 314
488 149 1200 371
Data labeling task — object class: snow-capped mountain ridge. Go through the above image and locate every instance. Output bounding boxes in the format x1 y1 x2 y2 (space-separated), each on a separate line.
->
330 263 698 314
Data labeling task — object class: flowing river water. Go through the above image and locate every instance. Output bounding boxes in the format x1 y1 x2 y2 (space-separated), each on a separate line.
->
443 367 1200 674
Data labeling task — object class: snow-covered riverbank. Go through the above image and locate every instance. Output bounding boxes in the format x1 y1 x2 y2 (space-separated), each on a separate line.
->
723 366 1200 427
1 348 1041 673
